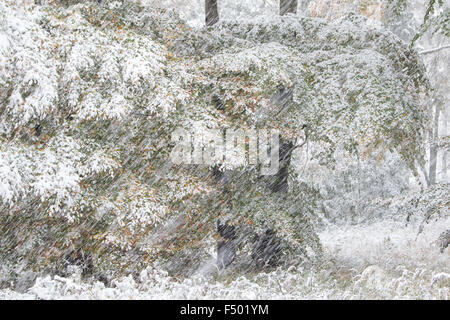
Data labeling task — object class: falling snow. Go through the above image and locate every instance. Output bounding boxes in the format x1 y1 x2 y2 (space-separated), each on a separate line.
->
0 0 448 300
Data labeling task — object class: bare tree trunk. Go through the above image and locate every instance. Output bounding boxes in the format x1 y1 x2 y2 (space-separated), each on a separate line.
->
205 0 219 27
280 0 298 16
441 106 448 182
442 146 448 182
299 0 311 15
418 161 430 188
429 104 440 185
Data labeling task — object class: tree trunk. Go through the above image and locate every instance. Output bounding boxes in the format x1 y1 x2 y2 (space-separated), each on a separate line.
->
205 0 219 27
280 0 298 16
269 138 295 193
216 221 236 269
251 229 282 270
441 106 448 182
429 104 440 185
299 0 311 15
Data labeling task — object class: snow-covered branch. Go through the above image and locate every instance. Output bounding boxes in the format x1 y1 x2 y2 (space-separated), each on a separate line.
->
419 45 450 55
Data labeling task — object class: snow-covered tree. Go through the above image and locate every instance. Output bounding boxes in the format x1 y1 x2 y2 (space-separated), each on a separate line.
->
0 0 431 278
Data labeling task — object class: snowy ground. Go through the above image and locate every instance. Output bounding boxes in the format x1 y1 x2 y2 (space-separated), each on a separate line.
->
1 217 448 300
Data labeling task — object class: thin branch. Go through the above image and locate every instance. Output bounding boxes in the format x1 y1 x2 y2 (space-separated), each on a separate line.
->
419 45 450 55
292 125 309 151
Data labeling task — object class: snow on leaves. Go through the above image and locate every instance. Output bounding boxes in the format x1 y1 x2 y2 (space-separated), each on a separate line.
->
0 0 432 275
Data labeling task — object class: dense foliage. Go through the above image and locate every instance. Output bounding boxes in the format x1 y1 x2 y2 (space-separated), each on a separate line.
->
0 0 437 284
